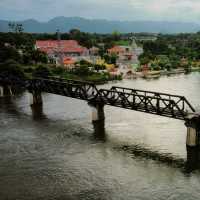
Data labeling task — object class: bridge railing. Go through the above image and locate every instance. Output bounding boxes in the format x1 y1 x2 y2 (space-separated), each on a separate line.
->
28 78 99 100
0 75 26 87
97 88 194 120
2 75 196 120
110 86 196 113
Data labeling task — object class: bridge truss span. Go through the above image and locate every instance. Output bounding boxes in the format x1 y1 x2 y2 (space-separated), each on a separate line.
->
97 86 196 120
27 78 99 101
1 76 199 147
1 77 197 121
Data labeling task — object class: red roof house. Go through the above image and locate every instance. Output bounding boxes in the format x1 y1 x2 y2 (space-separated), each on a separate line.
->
108 46 125 55
35 40 89 56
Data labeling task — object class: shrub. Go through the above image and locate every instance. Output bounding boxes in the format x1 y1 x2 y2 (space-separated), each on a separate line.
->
32 65 51 78
0 59 25 79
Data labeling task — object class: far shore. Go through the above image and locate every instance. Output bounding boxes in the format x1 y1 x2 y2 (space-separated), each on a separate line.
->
123 67 200 80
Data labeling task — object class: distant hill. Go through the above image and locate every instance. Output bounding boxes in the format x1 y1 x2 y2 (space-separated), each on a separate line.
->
0 16 200 33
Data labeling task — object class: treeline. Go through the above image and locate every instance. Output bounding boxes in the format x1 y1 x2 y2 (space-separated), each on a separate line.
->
33 29 124 48
0 32 47 65
139 32 200 70
0 30 124 82
0 29 126 64
22 60 122 83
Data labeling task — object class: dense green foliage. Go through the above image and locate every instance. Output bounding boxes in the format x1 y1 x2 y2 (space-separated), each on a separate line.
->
33 29 123 49
0 29 128 66
0 28 122 82
2 27 200 77
49 60 121 83
32 65 51 78
139 33 200 70
0 32 47 65
0 43 21 63
0 59 25 79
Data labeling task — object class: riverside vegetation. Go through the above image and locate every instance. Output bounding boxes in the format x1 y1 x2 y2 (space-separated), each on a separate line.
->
1 28 200 83
0 30 123 83
139 33 200 72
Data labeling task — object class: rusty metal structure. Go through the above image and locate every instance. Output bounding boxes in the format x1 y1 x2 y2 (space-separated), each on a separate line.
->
1 76 200 147
24 77 196 120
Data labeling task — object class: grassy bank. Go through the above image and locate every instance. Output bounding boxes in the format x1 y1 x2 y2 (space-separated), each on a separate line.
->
21 64 122 84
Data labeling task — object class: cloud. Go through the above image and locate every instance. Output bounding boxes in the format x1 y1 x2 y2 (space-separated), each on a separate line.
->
0 0 200 23
128 0 200 22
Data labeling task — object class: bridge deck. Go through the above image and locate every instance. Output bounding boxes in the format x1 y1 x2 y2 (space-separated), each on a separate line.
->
1 77 196 120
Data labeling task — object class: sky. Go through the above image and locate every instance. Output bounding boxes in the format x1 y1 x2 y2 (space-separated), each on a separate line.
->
1 0 200 23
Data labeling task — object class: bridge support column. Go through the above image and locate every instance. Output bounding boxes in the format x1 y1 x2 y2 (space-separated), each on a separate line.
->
185 114 200 147
29 91 43 106
0 86 3 97
31 103 45 120
89 102 106 140
186 146 200 172
0 86 13 97
93 119 106 141
89 103 105 122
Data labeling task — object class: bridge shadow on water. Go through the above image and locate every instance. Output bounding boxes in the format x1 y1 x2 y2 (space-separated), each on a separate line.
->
0 96 47 121
115 144 200 174
0 96 22 116
92 118 200 174
31 104 107 141
1 97 200 174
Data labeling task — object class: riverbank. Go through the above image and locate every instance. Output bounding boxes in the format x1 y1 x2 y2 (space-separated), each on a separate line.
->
125 67 200 80
21 64 122 84
5 60 200 85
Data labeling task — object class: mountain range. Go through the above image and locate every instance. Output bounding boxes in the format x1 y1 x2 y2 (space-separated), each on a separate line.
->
0 16 200 34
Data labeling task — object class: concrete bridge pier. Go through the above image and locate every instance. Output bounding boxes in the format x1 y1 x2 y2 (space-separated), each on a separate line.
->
31 103 45 120
0 86 3 97
0 85 13 97
89 103 105 122
29 91 43 106
89 102 106 139
93 119 106 141
186 146 200 172
185 114 200 147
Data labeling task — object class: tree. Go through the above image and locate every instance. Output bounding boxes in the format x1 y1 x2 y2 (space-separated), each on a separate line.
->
73 65 91 76
93 64 106 72
31 50 48 64
139 57 150 65
8 22 15 32
22 50 48 65
8 22 24 33
150 62 160 71
112 30 121 41
0 59 25 79
157 56 170 70
0 43 22 63
32 66 51 78
69 29 81 35
169 54 180 69
103 54 117 64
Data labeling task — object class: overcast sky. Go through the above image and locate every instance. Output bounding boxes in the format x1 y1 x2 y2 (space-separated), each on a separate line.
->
1 0 200 23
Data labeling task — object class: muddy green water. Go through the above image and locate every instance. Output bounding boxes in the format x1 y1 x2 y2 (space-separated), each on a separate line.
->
0 73 200 200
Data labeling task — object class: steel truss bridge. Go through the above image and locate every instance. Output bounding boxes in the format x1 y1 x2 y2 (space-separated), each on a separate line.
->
0 76 196 121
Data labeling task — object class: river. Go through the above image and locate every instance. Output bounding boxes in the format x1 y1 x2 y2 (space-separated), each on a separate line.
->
0 73 200 200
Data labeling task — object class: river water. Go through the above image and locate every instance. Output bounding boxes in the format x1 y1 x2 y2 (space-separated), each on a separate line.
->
0 73 200 200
